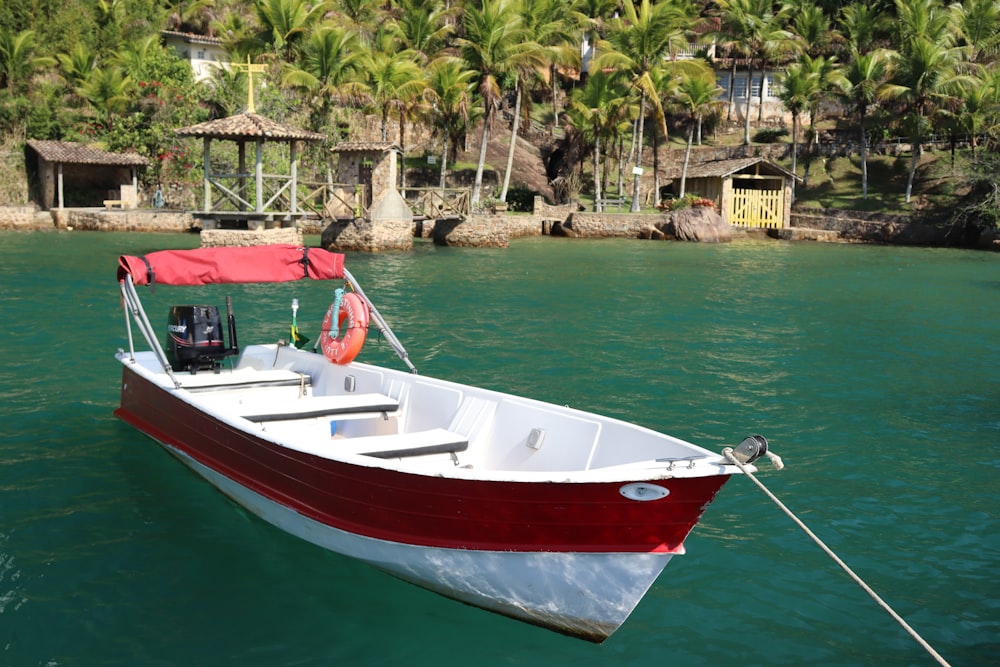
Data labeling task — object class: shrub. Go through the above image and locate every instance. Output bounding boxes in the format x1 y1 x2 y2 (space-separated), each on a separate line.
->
753 127 789 143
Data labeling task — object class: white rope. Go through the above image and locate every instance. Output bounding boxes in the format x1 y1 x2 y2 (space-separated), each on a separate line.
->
722 448 952 667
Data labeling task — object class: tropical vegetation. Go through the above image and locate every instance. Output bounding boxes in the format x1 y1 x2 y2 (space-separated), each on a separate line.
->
0 0 997 226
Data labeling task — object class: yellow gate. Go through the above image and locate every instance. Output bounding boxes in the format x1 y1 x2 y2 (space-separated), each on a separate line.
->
731 187 783 228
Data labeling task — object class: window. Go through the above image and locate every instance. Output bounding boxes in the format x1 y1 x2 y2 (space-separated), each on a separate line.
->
733 76 748 98
750 76 761 99
764 74 776 99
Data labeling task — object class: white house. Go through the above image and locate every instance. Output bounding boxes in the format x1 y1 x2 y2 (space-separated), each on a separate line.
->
161 31 227 83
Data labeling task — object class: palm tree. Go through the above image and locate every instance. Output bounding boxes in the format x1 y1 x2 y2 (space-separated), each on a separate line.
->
76 66 132 130
789 1 840 58
253 0 327 62
388 0 454 66
282 25 365 131
839 2 888 53
423 57 479 189
566 69 630 211
953 0 1000 65
945 68 1000 161
674 70 725 199
833 47 891 199
893 0 957 48
496 0 565 202
457 0 538 207
775 61 816 194
0 28 56 93
165 0 216 34
57 44 98 89
520 0 583 136
595 0 690 211
358 29 425 142
882 36 968 203
714 0 798 145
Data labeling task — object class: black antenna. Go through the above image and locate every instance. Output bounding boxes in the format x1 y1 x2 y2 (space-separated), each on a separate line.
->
226 296 239 357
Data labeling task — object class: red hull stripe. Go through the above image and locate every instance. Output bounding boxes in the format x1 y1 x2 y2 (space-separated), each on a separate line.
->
119 368 728 553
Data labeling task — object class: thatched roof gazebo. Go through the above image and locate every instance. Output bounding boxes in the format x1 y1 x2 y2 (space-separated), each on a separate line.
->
175 112 324 228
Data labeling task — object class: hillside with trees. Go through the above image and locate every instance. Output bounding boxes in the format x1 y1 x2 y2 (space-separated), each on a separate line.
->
0 0 997 230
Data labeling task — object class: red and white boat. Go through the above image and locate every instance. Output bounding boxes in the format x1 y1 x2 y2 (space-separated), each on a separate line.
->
115 245 764 642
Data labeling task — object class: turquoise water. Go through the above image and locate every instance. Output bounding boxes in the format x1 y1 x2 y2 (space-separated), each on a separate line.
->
1 231 997 666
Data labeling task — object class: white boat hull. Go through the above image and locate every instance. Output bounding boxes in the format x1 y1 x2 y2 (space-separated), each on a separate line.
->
167 444 673 640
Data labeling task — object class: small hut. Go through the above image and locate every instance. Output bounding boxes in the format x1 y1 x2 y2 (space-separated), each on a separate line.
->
330 142 402 212
26 140 148 210
665 157 800 229
175 112 324 229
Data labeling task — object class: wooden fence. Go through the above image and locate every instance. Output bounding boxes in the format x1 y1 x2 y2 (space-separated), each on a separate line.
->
731 188 783 228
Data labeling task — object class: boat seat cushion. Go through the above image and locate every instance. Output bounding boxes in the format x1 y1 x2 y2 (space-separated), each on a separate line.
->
340 428 469 459
242 393 399 421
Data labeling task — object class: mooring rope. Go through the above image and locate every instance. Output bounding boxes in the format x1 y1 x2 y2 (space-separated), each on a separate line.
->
722 448 952 667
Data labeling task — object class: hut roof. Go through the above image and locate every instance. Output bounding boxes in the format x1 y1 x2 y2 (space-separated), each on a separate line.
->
664 157 800 181
332 141 401 153
175 112 324 142
26 140 149 167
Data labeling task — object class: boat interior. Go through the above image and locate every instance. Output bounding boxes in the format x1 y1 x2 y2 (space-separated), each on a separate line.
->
122 343 722 478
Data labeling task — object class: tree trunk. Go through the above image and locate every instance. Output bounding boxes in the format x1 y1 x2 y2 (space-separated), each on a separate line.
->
680 125 693 198
550 64 559 134
757 71 765 123
471 112 491 207
743 61 754 145
652 124 660 206
791 111 799 203
399 113 407 195
594 134 603 212
500 82 521 202
905 138 918 203
727 60 736 122
859 111 868 199
439 136 448 190
630 91 645 212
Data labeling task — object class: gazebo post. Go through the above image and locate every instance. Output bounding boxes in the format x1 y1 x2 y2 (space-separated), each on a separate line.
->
290 140 298 216
255 139 264 214
238 141 247 212
202 137 211 212
57 162 64 209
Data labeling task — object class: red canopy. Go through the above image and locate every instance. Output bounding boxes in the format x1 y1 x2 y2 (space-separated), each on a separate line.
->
118 245 345 286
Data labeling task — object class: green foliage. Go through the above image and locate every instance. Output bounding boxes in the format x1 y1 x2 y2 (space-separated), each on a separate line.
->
752 127 790 143
504 184 539 212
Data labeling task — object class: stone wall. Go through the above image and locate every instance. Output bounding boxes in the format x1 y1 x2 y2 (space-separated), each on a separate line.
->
50 208 197 232
201 227 303 247
0 206 49 230
563 212 653 238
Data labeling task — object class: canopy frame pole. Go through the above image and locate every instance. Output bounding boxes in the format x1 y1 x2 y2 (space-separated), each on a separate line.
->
121 275 182 388
343 268 417 374
120 281 136 362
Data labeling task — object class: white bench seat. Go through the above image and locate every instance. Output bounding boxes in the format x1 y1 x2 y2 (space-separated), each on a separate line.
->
339 428 468 459
242 393 399 422
181 368 310 392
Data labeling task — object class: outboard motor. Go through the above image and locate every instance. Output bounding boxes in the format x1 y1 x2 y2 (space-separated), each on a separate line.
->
166 304 235 373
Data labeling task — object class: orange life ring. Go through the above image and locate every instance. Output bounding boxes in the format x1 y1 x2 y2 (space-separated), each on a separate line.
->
320 292 369 364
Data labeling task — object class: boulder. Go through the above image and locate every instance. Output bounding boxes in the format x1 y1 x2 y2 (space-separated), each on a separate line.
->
662 206 732 243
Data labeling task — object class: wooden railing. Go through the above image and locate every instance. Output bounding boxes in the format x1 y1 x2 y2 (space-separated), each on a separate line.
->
297 181 369 219
404 188 470 219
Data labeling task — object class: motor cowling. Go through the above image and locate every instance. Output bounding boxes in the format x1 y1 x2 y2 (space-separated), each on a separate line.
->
166 305 229 373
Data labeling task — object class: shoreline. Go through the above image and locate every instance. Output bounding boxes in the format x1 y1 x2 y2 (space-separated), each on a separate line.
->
1 204 996 251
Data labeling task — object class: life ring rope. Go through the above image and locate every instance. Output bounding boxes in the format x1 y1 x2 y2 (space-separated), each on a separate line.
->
320 288 369 365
